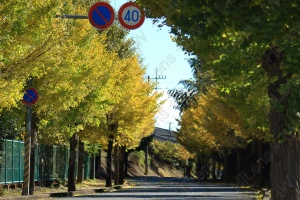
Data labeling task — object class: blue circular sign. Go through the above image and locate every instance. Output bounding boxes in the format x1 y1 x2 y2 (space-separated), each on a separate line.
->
23 87 39 106
88 2 115 29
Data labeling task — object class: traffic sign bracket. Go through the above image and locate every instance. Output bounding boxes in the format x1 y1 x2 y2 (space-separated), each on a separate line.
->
56 2 145 30
56 14 88 19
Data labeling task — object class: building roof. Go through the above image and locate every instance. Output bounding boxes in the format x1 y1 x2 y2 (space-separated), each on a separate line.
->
153 127 177 143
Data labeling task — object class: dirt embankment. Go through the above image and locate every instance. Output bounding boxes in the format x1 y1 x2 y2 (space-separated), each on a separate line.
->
126 151 184 178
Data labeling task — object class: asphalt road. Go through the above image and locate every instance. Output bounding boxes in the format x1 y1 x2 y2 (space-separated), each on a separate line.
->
55 177 257 200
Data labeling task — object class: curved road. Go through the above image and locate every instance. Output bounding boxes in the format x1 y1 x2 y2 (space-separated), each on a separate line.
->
55 177 257 200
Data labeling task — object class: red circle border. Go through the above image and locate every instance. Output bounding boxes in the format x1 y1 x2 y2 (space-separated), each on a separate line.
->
22 87 39 106
88 2 115 30
118 2 145 30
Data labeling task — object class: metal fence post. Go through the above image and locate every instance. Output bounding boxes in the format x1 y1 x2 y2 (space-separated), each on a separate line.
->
36 144 39 181
65 147 69 179
5 139 7 185
19 141 21 184
41 144 44 187
52 145 56 180
11 140 13 184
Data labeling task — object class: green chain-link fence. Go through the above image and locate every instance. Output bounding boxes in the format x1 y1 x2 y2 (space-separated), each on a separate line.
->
0 140 24 184
0 139 91 185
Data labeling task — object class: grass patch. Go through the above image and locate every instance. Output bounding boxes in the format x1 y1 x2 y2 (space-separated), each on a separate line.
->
255 190 264 200
0 188 22 197
0 188 7 196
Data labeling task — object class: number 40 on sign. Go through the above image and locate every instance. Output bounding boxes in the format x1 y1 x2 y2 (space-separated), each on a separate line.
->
118 2 145 30
125 9 139 22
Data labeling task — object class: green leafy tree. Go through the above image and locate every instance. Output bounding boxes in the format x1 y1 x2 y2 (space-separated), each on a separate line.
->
0 108 24 139
138 1 300 199
168 58 213 112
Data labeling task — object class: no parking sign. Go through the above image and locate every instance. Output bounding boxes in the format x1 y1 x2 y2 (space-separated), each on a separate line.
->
88 2 115 30
22 87 39 106
88 2 145 30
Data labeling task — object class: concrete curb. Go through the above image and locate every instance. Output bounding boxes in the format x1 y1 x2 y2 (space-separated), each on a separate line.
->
262 188 270 200
0 186 129 200
249 185 270 200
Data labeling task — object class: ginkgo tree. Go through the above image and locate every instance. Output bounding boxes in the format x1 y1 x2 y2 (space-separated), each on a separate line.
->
1 0 160 194
0 0 108 193
178 85 264 180
94 54 161 187
35 19 160 188
34 22 131 192
138 1 300 199
0 0 64 110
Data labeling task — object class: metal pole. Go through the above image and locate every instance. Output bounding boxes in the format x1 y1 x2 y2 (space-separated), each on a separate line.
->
22 77 34 195
22 105 32 196
55 14 88 19
148 69 166 91
55 14 118 20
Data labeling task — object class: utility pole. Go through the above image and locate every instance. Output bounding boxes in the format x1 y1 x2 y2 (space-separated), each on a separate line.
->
169 122 174 131
148 68 166 91
144 69 167 176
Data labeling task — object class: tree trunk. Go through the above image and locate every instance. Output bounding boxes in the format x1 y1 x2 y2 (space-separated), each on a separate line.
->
113 145 120 185
196 155 203 180
236 149 242 176
106 112 118 187
270 138 300 200
211 159 217 181
29 112 38 195
90 155 95 180
68 133 78 192
124 150 128 177
119 145 126 185
216 162 221 179
262 142 271 188
262 47 300 200
77 138 84 184
204 157 209 181
99 149 101 176
186 161 192 178
257 140 264 187
199 154 208 181
106 135 113 187
95 149 102 179
223 150 229 182
144 145 149 175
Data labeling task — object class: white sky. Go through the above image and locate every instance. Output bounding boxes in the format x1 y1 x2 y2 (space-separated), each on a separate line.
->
112 1 193 131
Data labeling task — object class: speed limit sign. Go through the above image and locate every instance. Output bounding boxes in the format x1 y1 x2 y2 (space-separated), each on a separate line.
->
118 2 145 30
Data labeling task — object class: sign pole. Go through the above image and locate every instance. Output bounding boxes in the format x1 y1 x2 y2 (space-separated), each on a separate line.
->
22 105 32 196
22 78 33 196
